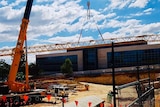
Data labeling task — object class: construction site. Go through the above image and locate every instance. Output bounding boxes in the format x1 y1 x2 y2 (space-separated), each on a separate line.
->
0 0 160 107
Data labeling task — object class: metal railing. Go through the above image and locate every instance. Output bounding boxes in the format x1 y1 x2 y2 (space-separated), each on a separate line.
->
127 87 154 107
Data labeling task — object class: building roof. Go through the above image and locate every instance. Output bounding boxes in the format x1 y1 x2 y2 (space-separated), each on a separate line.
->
64 95 104 107
67 40 147 51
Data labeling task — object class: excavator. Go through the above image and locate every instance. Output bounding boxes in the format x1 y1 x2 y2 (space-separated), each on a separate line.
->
0 0 50 106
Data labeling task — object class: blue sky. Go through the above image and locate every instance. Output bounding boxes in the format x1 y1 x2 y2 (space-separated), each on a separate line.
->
0 0 160 63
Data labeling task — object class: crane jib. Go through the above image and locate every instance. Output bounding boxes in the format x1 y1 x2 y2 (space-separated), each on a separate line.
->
23 0 33 20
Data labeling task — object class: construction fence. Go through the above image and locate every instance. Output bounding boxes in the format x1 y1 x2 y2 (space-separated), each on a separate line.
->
107 79 155 107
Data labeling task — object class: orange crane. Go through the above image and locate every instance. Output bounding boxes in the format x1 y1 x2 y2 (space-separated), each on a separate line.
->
0 0 51 106
5 0 33 93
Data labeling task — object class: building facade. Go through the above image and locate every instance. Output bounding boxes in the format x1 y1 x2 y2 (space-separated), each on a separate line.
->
36 40 160 73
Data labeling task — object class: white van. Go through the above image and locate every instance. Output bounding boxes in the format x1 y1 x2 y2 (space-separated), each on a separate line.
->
48 84 69 97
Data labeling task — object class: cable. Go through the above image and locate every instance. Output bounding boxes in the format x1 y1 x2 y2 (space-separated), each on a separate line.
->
78 0 104 44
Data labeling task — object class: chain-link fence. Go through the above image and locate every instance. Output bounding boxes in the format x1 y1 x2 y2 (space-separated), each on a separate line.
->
115 80 155 107
116 85 137 106
127 87 154 107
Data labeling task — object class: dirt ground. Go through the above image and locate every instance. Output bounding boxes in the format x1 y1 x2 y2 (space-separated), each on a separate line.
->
155 89 160 107
23 72 159 107
24 82 138 107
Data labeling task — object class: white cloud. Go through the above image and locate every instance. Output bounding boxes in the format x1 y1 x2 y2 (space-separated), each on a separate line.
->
36 0 54 3
129 0 149 8
9 0 26 7
0 0 8 6
0 56 12 64
103 20 160 39
127 8 154 18
1 6 23 20
106 13 116 18
105 0 149 10
0 0 109 44
0 5 25 42
0 54 36 65
25 0 106 41
105 19 141 29
108 0 132 9
26 1 84 36
141 23 160 33
143 8 154 14
39 34 94 44
0 0 85 42
0 22 21 42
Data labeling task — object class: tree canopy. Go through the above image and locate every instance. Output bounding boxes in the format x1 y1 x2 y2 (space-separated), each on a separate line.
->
0 58 42 81
29 63 42 76
0 59 10 80
61 58 73 77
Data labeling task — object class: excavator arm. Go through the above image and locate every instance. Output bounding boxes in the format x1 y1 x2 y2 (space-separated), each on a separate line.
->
7 0 33 92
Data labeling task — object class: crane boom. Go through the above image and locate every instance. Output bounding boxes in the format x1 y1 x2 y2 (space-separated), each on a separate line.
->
7 0 33 92
0 34 160 57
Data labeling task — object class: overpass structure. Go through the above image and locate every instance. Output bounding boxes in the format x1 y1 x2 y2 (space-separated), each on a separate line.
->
0 34 160 56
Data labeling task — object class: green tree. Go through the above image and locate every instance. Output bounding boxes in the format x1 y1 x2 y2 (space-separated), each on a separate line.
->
16 72 25 82
61 58 73 77
18 54 26 74
0 59 10 80
16 62 42 80
29 62 42 76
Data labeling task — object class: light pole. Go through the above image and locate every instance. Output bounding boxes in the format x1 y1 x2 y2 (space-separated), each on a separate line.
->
147 65 151 88
147 65 152 107
111 42 116 107
136 52 143 107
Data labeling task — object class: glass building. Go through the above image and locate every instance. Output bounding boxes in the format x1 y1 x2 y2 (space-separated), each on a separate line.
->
107 48 160 68
36 40 160 73
36 55 78 73
83 48 98 70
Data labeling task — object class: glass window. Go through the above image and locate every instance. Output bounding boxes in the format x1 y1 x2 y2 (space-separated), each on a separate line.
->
83 48 98 70
36 55 78 73
107 48 160 68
